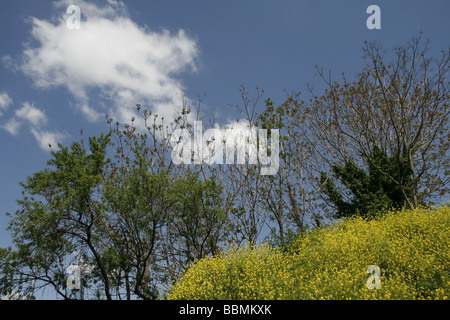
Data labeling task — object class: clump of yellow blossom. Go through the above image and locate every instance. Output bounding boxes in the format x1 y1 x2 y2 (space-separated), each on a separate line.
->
167 204 449 300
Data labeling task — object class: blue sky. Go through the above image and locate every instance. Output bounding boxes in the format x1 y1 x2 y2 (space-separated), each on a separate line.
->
0 0 449 248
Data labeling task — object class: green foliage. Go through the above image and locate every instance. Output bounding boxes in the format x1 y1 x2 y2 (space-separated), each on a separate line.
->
0 129 228 299
256 98 286 132
166 170 229 263
321 145 414 218
2 36 448 300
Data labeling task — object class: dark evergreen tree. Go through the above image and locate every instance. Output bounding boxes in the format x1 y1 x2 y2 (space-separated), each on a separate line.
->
320 145 414 219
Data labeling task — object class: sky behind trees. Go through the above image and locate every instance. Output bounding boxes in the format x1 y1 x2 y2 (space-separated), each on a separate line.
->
0 0 449 249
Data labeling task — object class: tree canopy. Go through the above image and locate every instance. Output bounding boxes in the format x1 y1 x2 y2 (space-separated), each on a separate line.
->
1 35 448 299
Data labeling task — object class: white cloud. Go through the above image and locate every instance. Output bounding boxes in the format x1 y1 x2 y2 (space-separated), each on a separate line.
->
0 92 13 115
2 101 66 151
15 102 47 127
1 55 20 73
30 128 67 151
1 118 22 136
20 0 199 124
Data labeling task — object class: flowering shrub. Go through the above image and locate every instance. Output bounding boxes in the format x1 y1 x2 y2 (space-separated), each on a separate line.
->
166 242 296 300
167 205 449 300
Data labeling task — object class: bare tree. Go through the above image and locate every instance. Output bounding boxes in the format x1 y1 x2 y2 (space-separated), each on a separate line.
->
286 35 449 212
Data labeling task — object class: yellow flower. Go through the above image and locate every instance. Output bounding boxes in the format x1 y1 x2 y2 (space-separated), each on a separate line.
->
167 204 450 300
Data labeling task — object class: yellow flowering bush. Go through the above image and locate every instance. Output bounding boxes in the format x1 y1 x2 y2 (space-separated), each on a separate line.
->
166 242 297 300
167 205 449 300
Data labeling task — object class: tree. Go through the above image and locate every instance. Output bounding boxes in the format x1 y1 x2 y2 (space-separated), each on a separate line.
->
273 35 448 219
1 134 113 299
2 34 447 299
161 170 229 281
320 145 414 218
255 96 321 247
0 121 229 299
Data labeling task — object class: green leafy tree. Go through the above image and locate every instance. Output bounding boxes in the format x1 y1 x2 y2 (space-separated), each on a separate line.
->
0 122 229 299
162 171 229 280
1 134 112 299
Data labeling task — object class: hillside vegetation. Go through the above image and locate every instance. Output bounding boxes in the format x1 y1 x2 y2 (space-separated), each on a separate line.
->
168 205 450 300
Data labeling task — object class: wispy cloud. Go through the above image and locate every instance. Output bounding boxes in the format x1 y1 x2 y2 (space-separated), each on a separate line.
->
2 101 66 151
2 0 198 152
19 0 199 124
30 128 67 151
1 117 21 136
0 92 13 116
15 102 47 127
